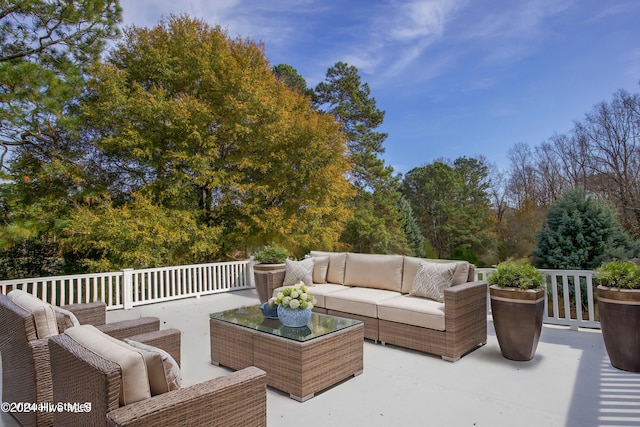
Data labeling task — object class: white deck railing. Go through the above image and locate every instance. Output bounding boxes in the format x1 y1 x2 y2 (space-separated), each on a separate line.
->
476 268 599 330
1 261 600 328
0 260 253 310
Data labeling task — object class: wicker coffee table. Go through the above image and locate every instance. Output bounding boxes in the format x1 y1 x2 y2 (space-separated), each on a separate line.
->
210 305 364 401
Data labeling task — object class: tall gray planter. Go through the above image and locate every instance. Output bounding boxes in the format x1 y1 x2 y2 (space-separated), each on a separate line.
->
490 285 545 361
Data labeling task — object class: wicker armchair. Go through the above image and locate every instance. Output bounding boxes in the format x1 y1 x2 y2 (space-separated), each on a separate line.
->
0 293 162 427
48 333 267 427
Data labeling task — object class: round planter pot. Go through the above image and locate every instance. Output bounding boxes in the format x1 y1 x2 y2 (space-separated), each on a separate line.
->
490 285 545 361
253 263 286 303
597 285 640 372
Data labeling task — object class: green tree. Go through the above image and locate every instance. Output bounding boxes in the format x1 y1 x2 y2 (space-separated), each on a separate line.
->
78 16 353 260
0 0 121 172
402 157 493 259
63 195 221 271
397 195 424 257
272 64 314 98
313 61 410 254
534 188 638 269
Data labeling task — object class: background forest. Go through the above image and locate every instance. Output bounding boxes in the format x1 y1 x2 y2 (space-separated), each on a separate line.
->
1 3 639 279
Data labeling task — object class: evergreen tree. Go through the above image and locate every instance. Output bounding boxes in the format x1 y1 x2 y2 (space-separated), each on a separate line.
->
272 64 314 98
0 0 121 172
534 188 639 269
397 195 424 257
314 62 410 254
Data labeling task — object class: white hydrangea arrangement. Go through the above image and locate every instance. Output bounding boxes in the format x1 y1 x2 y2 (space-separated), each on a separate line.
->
269 282 316 310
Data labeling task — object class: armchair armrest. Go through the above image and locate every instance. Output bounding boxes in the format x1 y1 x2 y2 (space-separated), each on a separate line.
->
97 317 160 341
106 367 267 427
62 301 107 326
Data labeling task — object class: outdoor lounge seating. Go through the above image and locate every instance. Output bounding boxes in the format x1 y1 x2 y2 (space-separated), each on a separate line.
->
273 251 488 361
48 327 267 427
0 290 162 427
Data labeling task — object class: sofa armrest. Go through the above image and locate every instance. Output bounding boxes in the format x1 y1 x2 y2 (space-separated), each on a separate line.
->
62 301 107 326
106 367 267 427
443 281 488 331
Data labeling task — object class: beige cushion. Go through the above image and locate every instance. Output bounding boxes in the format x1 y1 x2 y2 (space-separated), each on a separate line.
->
402 257 470 294
125 339 182 395
410 261 457 302
283 258 314 286
343 253 404 292
310 251 347 284
305 283 351 308
64 325 151 405
378 295 446 331
8 289 58 339
324 287 399 318
312 256 330 284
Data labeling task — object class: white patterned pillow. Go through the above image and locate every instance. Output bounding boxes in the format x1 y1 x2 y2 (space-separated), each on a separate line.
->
410 261 457 302
283 258 314 286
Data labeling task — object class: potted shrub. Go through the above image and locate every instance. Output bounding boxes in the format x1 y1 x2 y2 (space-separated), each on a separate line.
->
488 261 545 361
252 244 288 303
595 259 640 372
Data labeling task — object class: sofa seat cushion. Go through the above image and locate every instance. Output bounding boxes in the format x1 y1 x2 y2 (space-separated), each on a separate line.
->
272 284 351 308
344 253 404 292
8 289 59 339
325 287 399 318
378 295 446 331
306 284 351 308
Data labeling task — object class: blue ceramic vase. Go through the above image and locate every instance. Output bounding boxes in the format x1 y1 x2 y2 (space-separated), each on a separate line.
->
277 305 311 327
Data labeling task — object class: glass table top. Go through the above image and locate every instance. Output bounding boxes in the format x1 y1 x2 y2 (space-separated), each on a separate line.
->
210 304 362 342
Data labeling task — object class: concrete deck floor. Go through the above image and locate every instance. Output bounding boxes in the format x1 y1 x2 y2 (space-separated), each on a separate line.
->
2 289 639 427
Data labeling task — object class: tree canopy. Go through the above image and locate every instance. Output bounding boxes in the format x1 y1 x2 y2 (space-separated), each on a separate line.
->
0 0 122 173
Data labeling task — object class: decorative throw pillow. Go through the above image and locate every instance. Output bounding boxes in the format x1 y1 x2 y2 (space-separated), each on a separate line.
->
54 305 81 331
312 256 330 284
125 339 183 395
410 261 458 302
283 258 314 286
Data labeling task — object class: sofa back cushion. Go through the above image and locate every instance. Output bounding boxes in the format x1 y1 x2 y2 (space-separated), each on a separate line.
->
64 325 151 406
8 289 58 339
344 253 404 292
310 251 347 284
311 256 330 283
402 257 471 294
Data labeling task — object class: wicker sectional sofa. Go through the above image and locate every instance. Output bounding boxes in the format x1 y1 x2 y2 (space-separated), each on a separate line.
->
275 251 488 362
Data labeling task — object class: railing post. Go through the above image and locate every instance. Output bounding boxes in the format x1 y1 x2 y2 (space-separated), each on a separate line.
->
247 256 255 288
122 268 134 310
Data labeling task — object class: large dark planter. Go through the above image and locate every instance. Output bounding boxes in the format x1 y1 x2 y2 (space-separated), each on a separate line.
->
597 285 640 372
490 285 545 361
253 263 286 303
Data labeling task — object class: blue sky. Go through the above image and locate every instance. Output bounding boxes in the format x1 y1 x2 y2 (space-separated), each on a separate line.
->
118 0 640 174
